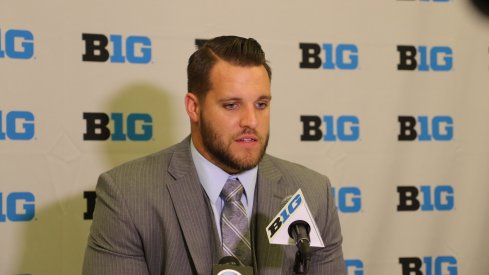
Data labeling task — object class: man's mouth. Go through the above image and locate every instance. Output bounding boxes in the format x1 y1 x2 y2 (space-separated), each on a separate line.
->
236 136 258 143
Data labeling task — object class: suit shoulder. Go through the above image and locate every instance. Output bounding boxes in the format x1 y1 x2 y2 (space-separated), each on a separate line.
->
264 155 330 184
101 140 189 185
106 147 172 174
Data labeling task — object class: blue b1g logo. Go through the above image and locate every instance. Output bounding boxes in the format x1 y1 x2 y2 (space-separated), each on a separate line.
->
83 112 153 141
345 259 364 275
0 29 34 59
301 115 360 142
332 187 362 213
82 33 152 64
397 185 454 212
0 192 36 222
397 45 452 71
398 116 453 141
299 43 359 70
0 111 35 140
399 256 457 275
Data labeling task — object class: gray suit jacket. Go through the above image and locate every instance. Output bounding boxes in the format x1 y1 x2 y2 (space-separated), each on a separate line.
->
83 137 345 275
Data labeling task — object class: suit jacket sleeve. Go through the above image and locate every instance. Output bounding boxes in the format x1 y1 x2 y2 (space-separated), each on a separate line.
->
82 172 150 275
309 175 346 275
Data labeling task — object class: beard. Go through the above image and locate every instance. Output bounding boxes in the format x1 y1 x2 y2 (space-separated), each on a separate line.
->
200 114 269 173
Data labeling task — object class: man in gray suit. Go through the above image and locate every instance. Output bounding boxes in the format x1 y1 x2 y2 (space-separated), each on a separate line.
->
83 36 345 275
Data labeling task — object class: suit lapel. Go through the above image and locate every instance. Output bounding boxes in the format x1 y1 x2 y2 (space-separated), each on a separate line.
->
166 138 215 274
254 155 298 275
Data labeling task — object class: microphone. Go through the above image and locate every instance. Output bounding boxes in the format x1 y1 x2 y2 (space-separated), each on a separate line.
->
288 220 311 254
279 196 312 255
266 189 323 274
266 189 324 248
288 220 312 274
212 256 253 275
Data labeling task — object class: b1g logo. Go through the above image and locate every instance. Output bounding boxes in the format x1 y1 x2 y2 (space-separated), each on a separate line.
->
0 111 35 140
0 29 34 60
83 191 96 220
398 116 453 141
195 38 207 49
299 43 359 70
399 256 457 275
83 112 153 141
267 193 302 237
0 192 36 222
301 115 360 142
397 185 454 211
345 259 364 275
332 187 362 213
82 33 152 64
397 45 452 71
398 0 449 2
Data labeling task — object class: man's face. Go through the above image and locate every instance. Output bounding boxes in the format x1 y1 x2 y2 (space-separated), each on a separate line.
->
189 60 271 174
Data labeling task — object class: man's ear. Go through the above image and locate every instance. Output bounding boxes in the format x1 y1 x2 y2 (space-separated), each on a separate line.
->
185 92 200 123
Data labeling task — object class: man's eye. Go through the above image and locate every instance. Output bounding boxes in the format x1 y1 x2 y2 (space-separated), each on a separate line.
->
224 103 238 110
256 102 268 109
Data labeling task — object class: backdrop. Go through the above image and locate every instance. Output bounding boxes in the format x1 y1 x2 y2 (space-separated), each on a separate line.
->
1 1 488 274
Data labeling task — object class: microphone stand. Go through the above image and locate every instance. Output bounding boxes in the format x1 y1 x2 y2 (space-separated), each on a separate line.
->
289 221 312 275
293 238 311 274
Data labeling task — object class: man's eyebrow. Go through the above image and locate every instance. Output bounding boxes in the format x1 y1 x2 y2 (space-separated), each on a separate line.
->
258 95 272 101
218 97 242 102
218 95 271 102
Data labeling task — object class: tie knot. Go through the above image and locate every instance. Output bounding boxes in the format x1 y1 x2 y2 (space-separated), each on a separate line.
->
220 178 244 202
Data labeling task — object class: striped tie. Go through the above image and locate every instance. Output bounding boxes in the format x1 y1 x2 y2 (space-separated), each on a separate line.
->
220 177 252 266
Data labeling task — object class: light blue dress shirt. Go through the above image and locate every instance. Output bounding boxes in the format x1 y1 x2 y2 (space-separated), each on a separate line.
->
190 139 257 240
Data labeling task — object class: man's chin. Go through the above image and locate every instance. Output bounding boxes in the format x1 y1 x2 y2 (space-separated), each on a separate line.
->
232 153 264 171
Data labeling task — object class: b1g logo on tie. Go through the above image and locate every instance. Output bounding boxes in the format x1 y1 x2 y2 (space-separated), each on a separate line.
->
398 116 453 141
0 192 36 222
397 45 452 71
345 259 364 275
332 187 362 213
82 33 152 64
399 256 457 275
397 185 454 212
83 112 153 141
301 115 360 142
299 43 359 70
0 111 35 141
0 29 34 60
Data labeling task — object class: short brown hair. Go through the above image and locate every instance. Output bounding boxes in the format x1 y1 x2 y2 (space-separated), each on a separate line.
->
187 36 272 99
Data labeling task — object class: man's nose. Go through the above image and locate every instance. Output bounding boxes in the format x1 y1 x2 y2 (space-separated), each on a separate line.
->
240 105 258 129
